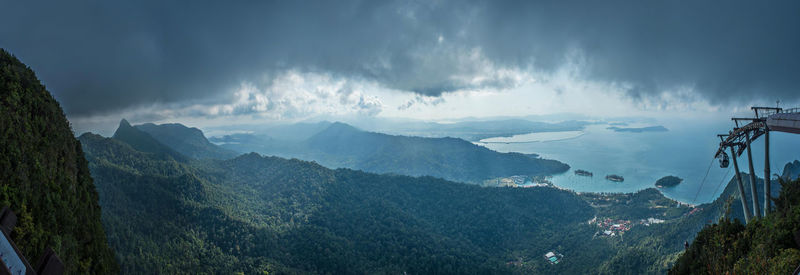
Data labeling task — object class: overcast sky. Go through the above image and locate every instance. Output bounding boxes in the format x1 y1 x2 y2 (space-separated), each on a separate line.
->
1 0 798 134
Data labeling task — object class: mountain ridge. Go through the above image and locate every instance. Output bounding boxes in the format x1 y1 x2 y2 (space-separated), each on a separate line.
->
112 119 189 162
81 114 799 273
134 121 238 159
209 121 569 183
80 131 602 274
306 121 570 183
0 48 118 273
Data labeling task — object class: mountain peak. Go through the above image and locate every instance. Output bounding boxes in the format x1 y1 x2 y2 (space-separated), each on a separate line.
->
317 122 363 136
783 160 800 180
112 118 137 139
112 119 187 162
308 122 364 142
134 122 238 160
328 121 360 131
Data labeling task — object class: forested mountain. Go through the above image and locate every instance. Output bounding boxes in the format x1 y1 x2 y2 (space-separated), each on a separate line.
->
113 119 188 162
594 174 766 273
135 122 238 159
597 169 792 274
81 123 774 274
80 132 611 274
214 122 570 183
306 122 570 183
0 49 118 273
670 177 800 274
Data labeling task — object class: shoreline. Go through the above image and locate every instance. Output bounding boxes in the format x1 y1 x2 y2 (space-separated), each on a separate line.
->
540 168 708 206
477 130 585 144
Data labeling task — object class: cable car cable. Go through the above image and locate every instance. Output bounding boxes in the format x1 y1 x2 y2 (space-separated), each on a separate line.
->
692 158 715 205
710 166 733 200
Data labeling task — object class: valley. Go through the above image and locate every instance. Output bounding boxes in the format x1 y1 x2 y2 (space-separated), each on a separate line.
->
76 118 758 273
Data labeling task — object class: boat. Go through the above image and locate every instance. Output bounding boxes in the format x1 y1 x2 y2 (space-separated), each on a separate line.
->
605 174 624 182
574 169 593 176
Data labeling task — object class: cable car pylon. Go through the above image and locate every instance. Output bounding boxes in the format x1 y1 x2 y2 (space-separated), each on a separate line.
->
717 134 752 223
715 106 800 222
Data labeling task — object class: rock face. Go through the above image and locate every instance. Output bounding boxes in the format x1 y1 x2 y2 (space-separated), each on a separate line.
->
783 160 800 180
0 48 118 273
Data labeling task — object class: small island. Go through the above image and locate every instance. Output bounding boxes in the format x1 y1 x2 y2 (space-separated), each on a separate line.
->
606 174 624 182
655 176 683 188
575 169 593 176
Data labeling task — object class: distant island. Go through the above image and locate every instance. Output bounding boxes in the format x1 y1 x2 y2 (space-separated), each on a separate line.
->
655 176 683 188
607 126 668 133
575 169 593 176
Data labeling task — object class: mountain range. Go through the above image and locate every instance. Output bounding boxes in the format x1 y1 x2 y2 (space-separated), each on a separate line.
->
80 128 602 273
135 122 238 160
78 117 780 274
207 121 569 183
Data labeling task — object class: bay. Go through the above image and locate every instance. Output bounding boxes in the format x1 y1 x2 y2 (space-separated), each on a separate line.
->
478 119 800 204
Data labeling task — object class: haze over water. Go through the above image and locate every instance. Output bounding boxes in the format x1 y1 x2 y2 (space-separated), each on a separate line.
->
480 119 800 204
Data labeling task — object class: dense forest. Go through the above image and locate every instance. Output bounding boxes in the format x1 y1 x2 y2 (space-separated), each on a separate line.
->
595 170 789 274
79 119 764 274
81 125 610 273
0 49 118 273
670 177 800 274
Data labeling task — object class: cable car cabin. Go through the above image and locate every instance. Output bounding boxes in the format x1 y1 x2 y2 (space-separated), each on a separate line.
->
717 152 729 168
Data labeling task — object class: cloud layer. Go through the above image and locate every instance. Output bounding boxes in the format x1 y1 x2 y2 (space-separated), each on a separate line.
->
1 0 798 118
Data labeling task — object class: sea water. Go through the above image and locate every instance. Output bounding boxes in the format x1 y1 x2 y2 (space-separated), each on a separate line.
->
478 119 800 204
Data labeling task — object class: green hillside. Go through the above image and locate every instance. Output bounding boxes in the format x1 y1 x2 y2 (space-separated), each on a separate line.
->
79 121 750 274
0 49 118 273
670 177 800 274
80 129 625 274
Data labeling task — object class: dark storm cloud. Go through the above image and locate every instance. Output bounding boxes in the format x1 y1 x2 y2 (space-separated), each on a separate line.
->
1 0 798 116
473 1 800 104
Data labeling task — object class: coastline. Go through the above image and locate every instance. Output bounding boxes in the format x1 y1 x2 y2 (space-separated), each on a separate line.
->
477 130 585 144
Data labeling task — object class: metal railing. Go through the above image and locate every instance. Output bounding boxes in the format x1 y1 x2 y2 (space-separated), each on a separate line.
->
783 107 800 114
